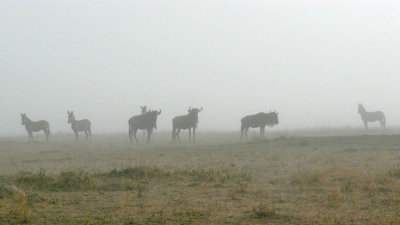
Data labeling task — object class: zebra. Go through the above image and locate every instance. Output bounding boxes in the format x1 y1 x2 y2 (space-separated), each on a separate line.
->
172 107 203 142
128 109 161 143
67 111 92 141
240 110 279 140
358 104 386 129
20 113 50 142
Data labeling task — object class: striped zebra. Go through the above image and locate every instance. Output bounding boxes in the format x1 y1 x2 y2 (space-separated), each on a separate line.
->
128 109 161 143
358 104 386 129
20 113 50 142
67 111 92 141
172 107 203 142
240 110 279 140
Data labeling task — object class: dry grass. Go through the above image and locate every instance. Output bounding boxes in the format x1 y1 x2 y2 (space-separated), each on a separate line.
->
1 132 400 224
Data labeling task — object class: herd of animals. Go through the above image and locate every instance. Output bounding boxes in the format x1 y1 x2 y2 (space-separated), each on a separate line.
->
19 104 386 142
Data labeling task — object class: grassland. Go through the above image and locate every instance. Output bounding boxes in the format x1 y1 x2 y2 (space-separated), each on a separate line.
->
1 130 400 224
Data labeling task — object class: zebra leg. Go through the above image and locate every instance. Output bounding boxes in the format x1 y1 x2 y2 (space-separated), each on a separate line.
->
240 126 245 140
88 128 92 139
84 131 89 141
74 131 79 141
364 121 368 130
188 128 191 142
28 132 33 142
245 128 249 140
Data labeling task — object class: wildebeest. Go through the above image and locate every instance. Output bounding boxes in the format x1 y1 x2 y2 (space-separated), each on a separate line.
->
240 110 279 140
140 106 148 136
172 107 203 142
20 113 50 142
358 104 386 129
128 109 161 143
67 111 91 141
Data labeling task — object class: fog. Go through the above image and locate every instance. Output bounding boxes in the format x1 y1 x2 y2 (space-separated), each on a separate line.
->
1 0 400 136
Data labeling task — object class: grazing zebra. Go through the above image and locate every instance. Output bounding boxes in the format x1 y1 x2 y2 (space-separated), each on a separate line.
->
358 104 386 129
128 109 161 143
240 110 279 140
20 113 50 142
67 111 91 141
172 107 203 142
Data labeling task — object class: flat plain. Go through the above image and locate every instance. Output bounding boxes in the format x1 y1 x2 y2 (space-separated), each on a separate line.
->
1 129 400 224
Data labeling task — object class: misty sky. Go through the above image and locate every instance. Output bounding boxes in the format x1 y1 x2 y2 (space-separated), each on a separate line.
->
1 0 400 135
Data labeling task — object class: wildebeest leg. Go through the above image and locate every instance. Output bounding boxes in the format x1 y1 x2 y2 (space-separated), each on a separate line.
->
177 129 181 142
188 128 191 142
84 131 89 141
129 127 133 142
147 129 152 143
245 128 249 140
133 129 138 143
88 128 92 139
171 128 176 142
240 126 245 140
380 119 386 129
45 131 49 142
193 127 196 143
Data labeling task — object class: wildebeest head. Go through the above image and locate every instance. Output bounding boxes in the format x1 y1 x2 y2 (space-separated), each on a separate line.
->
140 106 147 114
358 104 365 114
268 110 279 126
187 106 203 114
148 109 161 129
20 113 28 125
187 107 203 124
67 111 75 124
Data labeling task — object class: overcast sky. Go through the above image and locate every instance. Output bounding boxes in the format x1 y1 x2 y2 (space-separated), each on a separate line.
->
1 0 400 135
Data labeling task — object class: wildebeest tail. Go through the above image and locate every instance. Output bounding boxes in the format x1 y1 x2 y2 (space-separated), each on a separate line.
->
171 122 176 140
128 121 133 142
382 113 386 127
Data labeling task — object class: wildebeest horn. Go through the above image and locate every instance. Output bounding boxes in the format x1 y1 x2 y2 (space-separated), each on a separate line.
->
189 107 192 111
158 109 162 114
199 107 203 111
